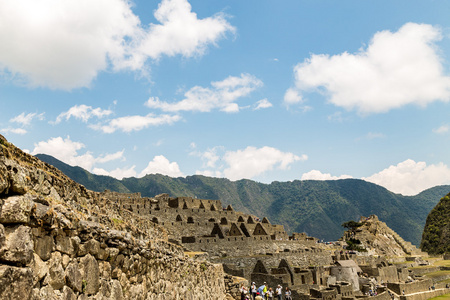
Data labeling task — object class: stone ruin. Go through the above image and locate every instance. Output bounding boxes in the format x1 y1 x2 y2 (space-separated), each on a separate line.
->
2 133 449 300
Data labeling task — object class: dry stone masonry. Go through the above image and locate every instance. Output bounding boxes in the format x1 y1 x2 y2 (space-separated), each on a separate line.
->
0 134 229 300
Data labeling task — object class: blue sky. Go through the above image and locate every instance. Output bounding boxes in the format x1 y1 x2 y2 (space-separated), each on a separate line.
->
1 0 450 196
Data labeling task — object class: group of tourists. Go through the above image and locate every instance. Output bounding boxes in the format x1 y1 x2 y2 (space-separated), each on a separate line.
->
240 282 292 300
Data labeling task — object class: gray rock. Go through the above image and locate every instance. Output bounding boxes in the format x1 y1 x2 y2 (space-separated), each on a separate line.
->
110 280 123 300
48 251 65 290
80 254 100 295
0 224 34 265
0 194 33 224
5 159 28 195
62 286 77 300
31 253 48 285
0 163 8 195
65 261 82 293
56 233 75 256
0 265 33 300
34 235 54 261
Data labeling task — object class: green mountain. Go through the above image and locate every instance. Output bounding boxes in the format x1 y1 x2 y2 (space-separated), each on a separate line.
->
421 192 450 254
36 154 450 246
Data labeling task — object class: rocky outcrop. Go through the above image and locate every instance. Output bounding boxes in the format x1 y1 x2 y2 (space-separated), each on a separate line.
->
0 134 228 299
343 215 425 257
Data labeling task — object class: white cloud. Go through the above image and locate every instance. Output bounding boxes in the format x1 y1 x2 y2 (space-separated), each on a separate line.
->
92 168 110 176
96 150 125 163
93 113 181 133
10 112 44 126
190 146 224 169
0 0 234 90
124 0 235 69
1 127 27 135
363 159 450 195
138 155 184 177
92 166 138 179
0 0 139 89
287 23 450 114
195 169 223 177
223 146 306 181
254 98 273 110
54 104 112 124
301 170 353 181
433 125 449 134
32 136 124 171
283 88 303 105
145 73 263 113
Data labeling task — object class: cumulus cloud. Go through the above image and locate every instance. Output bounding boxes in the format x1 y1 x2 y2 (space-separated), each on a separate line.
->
283 88 303 106
0 0 234 89
31 136 124 171
138 155 184 177
10 112 44 126
192 146 307 181
223 146 307 181
92 113 181 133
145 73 263 113
254 98 272 110
286 23 450 114
301 170 353 181
363 159 450 195
54 105 112 124
124 0 235 69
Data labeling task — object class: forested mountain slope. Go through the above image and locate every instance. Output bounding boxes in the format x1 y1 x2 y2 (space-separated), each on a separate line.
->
421 192 450 254
36 154 450 246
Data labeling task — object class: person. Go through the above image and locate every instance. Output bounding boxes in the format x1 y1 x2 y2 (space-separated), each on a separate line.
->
251 282 257 300
257 283 267 299
266 287 274 300
285 287 292 300
255 292 263 300
241 285 248 300
275 285 282 300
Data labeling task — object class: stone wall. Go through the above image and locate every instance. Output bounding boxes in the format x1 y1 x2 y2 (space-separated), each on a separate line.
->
387 278 433 295
0 135 229 300
214 251 333 280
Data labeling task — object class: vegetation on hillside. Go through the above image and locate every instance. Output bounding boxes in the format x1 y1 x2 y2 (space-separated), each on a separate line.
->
36 154 450 246
421 193 450 254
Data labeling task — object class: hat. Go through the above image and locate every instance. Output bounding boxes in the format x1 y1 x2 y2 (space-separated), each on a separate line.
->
252 282 255 284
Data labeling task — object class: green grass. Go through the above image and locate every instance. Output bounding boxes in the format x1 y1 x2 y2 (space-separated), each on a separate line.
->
424 270 450 279
433 260 450 267
428 294 450 300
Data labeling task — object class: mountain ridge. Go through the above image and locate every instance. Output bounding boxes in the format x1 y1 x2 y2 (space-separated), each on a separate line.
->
35 153 450 246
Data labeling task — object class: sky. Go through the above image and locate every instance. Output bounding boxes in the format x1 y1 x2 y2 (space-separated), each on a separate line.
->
1 0 450 196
